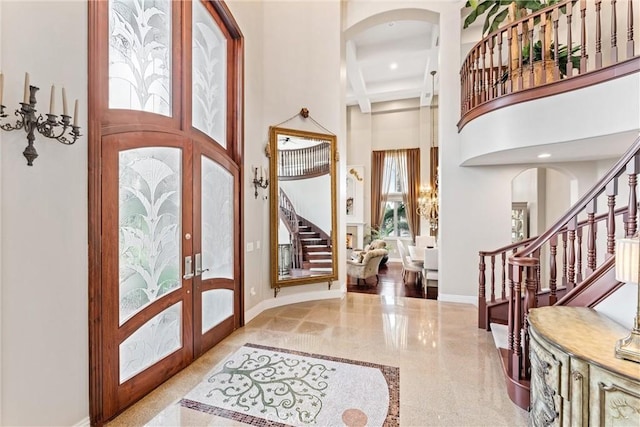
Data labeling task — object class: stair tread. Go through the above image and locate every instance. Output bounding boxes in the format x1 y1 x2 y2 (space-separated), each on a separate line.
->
308 259 332 263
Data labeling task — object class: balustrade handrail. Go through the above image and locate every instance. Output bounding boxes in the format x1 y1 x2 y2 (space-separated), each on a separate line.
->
479 206 627 259
459 0 639 129
278 143 330 179
512 135 640 262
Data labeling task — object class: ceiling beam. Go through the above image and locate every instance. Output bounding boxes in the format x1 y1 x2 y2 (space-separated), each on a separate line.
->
346 40 371 113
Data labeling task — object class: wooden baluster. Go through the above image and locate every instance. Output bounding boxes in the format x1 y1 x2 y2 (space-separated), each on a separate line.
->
497 31 504 96
541 12 548 84
562 231 568 286
528 17 535 88
596 0 603 68
628 0 635 59
567 216 577 289
488 36 495 100
606 179 618 253
507 262 514 350
580 0 588 73
553 8 560 81
549 235 558 305
490 255 496 302
626 155 639 237
481 43 487 103
461 61 466 114
511 264 522 380
566 2 574 77
612 0 618 63
577 227 583 283
501 252 507 300
586 199 597 273
517 22 524 91
471 51 477 108
507 28 513 93
479 254 486 328
466 59 472 112
522 263 537 378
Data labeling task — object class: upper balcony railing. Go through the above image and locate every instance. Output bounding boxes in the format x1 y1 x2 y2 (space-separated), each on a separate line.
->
459 0 639 130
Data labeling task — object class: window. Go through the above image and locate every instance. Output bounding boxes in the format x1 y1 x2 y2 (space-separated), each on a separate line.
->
381 154 409 237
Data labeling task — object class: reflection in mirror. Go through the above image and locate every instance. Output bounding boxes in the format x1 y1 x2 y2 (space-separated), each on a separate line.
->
269 126 338 290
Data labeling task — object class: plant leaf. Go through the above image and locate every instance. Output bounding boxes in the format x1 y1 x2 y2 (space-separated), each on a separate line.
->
482 3 501 34
469 0 479 8
487 8 509 34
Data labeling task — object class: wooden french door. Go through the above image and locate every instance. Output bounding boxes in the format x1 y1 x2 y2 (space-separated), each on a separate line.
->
100 133 240 418
89 0 244 423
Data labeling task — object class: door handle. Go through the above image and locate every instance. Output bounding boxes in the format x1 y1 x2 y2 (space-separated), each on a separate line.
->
195 253 210 276
183 255 194 280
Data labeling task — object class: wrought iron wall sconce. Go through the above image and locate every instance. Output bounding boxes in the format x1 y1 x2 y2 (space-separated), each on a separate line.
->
0 73 81 166
252 166 269 199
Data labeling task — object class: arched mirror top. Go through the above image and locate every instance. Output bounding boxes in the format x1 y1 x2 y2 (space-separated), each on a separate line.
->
269 126 338 290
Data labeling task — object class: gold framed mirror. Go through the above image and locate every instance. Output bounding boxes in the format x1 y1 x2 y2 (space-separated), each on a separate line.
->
269 126 338 290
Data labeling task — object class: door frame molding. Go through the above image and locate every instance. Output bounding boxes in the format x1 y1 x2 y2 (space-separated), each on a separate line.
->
88 1 244 424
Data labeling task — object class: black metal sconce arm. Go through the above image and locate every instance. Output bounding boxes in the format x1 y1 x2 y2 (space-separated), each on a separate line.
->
0 85 81 166
252 166 269 199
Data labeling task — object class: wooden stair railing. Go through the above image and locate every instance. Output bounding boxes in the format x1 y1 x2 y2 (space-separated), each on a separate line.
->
478 206 627 330
478 134 640 409
278 142 330 180
278 188 303 268
459 0 640 130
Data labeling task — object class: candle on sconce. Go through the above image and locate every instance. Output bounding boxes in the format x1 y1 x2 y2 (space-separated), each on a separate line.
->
49 85 55 115
0 73 4 106
62 87 68 116
23 72 30 104
73 99 79 127
260 166 263 180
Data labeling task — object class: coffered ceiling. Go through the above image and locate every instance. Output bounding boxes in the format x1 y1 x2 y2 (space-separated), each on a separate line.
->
346 19 440 113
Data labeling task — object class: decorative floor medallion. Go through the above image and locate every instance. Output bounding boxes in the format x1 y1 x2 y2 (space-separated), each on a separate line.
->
180 343 399 426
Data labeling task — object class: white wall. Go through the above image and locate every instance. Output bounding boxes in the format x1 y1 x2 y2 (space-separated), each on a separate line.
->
249 0 344 309
226 0 265 313
0 2 88 425
280 176 332 232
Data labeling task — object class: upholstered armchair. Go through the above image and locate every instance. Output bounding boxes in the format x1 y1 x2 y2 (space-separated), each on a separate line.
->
347 248 389 286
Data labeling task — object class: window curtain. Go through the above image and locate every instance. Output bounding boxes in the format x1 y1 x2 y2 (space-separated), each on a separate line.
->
372 149 420 240
371 151 385 231
405 148 420 239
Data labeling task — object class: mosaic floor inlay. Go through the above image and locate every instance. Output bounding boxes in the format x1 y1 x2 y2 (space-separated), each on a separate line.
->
180 343 399 427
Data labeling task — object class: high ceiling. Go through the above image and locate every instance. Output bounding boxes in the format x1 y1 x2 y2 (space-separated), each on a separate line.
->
346 19 440 113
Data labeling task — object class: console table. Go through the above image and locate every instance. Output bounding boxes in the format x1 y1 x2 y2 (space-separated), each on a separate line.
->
528 306 640 426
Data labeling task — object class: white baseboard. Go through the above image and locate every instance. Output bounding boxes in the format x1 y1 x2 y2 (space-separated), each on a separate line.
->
73 416 91 427
438 293 477 306
244 288 345 324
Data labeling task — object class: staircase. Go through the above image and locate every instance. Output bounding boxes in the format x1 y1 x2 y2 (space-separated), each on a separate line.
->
478 135 640 410
298 219 333 274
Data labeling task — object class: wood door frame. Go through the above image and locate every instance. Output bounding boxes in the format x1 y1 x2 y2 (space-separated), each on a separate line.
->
88 1 244 424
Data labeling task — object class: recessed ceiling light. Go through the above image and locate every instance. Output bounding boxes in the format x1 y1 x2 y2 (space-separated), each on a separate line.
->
389 62 398 70
538 153 551 158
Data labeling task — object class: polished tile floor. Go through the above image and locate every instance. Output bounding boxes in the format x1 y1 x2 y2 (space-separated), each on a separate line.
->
107 293 529 426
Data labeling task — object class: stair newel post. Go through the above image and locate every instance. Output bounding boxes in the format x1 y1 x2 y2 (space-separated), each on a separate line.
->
567 216 577 289
606 179 618 253
509 261 522 380
586 199 597 273
626 154 639 237
507 260 515 354
479 252 487 329
522 258 539 379
549 234 558 305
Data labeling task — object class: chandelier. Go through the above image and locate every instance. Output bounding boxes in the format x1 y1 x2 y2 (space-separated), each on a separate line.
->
417 182 438 231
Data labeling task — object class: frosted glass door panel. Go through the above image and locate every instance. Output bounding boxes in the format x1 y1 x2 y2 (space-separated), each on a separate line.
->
119 147 182 324
109 0 172 115
192 0 227 146
201 289 234 333
119 302 182 383
201 156 233 279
